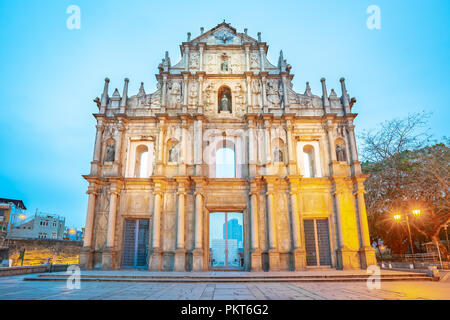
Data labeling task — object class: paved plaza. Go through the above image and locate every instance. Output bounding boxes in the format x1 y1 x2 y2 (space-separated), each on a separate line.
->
0 271 449 300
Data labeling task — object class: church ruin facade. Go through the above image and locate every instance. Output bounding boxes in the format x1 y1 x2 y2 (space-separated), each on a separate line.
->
79 22 376 271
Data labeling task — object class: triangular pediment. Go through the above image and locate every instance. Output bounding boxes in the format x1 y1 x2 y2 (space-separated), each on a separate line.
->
189 21 258 45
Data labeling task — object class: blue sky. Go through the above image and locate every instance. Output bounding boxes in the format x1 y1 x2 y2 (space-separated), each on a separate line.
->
0 0 449 229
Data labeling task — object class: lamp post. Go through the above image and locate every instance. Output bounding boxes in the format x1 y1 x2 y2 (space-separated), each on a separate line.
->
445 224 449 252
394 209 420 266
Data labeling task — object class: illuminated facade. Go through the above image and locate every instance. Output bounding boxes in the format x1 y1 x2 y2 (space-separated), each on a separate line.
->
79 22 376 271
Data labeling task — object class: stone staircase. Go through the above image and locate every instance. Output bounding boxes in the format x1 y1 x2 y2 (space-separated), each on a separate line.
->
23 270 433 283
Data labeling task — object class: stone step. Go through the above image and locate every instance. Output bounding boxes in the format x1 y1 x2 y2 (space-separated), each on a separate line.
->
32 273 428 280
23 276 432 283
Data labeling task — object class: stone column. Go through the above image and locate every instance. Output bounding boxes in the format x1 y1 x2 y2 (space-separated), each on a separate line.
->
327 124 337 162
347 125 359 162
156 119 166 175
259 46 265 72
184 45 189 72
194 117 203 175
198 74 204 108
93 121 104 163
285 119 297 175
199 45 204 72
182 73 189 107
264 118 271 164
245 74 252 109
355 180 377 268
192 183 204 271
333 181 359 270
149 186 163 271
162 74 168 108
250 187 262 271
112 120 124 175
174 178 189 271
248 117 257 177
102 183 119 269
261 75 267 108
79 183 97 269
245 45 250 72
265 178 280 270
281 74 289 109
90 120 104 175
288 177 306 270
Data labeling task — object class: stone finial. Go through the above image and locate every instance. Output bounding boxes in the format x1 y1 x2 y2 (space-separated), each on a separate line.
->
101 77 110 107
112 88 120 97
120 78 129 109
244 28 248 35
138 82 145 96
278 50 287 70
320 77 330 108
200 27 204 34
187 32 191 41
340 77 350 107
257 32 261 42
304 82 312 96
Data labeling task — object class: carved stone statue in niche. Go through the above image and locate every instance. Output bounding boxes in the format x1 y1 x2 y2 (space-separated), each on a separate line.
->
105 143 115 162
190 51 199 69
221 60 229 72
252 79 262 106
266 80 282 107
220 53 229 73
168 81 182 108
250 52 259 69
220 94 230 112
218 86 232 113
336 144 347 162
169 145 179 162
273 147 283 162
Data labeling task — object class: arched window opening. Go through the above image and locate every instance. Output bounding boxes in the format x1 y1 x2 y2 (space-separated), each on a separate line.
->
303 145 316 178
218 86 232 113
134 145 149 178
216 147 235 178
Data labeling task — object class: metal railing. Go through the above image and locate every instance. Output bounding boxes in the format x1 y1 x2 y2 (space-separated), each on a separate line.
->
390 252 439 262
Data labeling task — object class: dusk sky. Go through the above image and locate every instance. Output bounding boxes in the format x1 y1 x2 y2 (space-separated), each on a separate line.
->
0 0 449 229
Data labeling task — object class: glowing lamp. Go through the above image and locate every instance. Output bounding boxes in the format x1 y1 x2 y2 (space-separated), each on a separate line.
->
394 214 401 221
412 209 421 216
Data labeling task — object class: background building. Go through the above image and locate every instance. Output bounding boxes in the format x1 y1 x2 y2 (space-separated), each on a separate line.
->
8 212 65 240
80 22 376 272
0 198 27 239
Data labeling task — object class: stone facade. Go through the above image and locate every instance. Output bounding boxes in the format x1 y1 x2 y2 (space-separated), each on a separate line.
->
79 22 376 271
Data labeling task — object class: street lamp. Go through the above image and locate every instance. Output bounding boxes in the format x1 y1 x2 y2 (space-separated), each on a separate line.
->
393 209 421 266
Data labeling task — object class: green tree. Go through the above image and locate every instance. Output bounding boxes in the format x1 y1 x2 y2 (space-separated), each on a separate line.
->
360 112 449 259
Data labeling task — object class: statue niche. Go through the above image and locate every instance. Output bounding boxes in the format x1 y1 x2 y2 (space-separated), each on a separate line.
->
218 86 232 113
105 141 115 162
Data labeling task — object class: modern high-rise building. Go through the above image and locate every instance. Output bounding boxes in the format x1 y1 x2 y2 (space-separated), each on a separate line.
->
80 22 376 272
